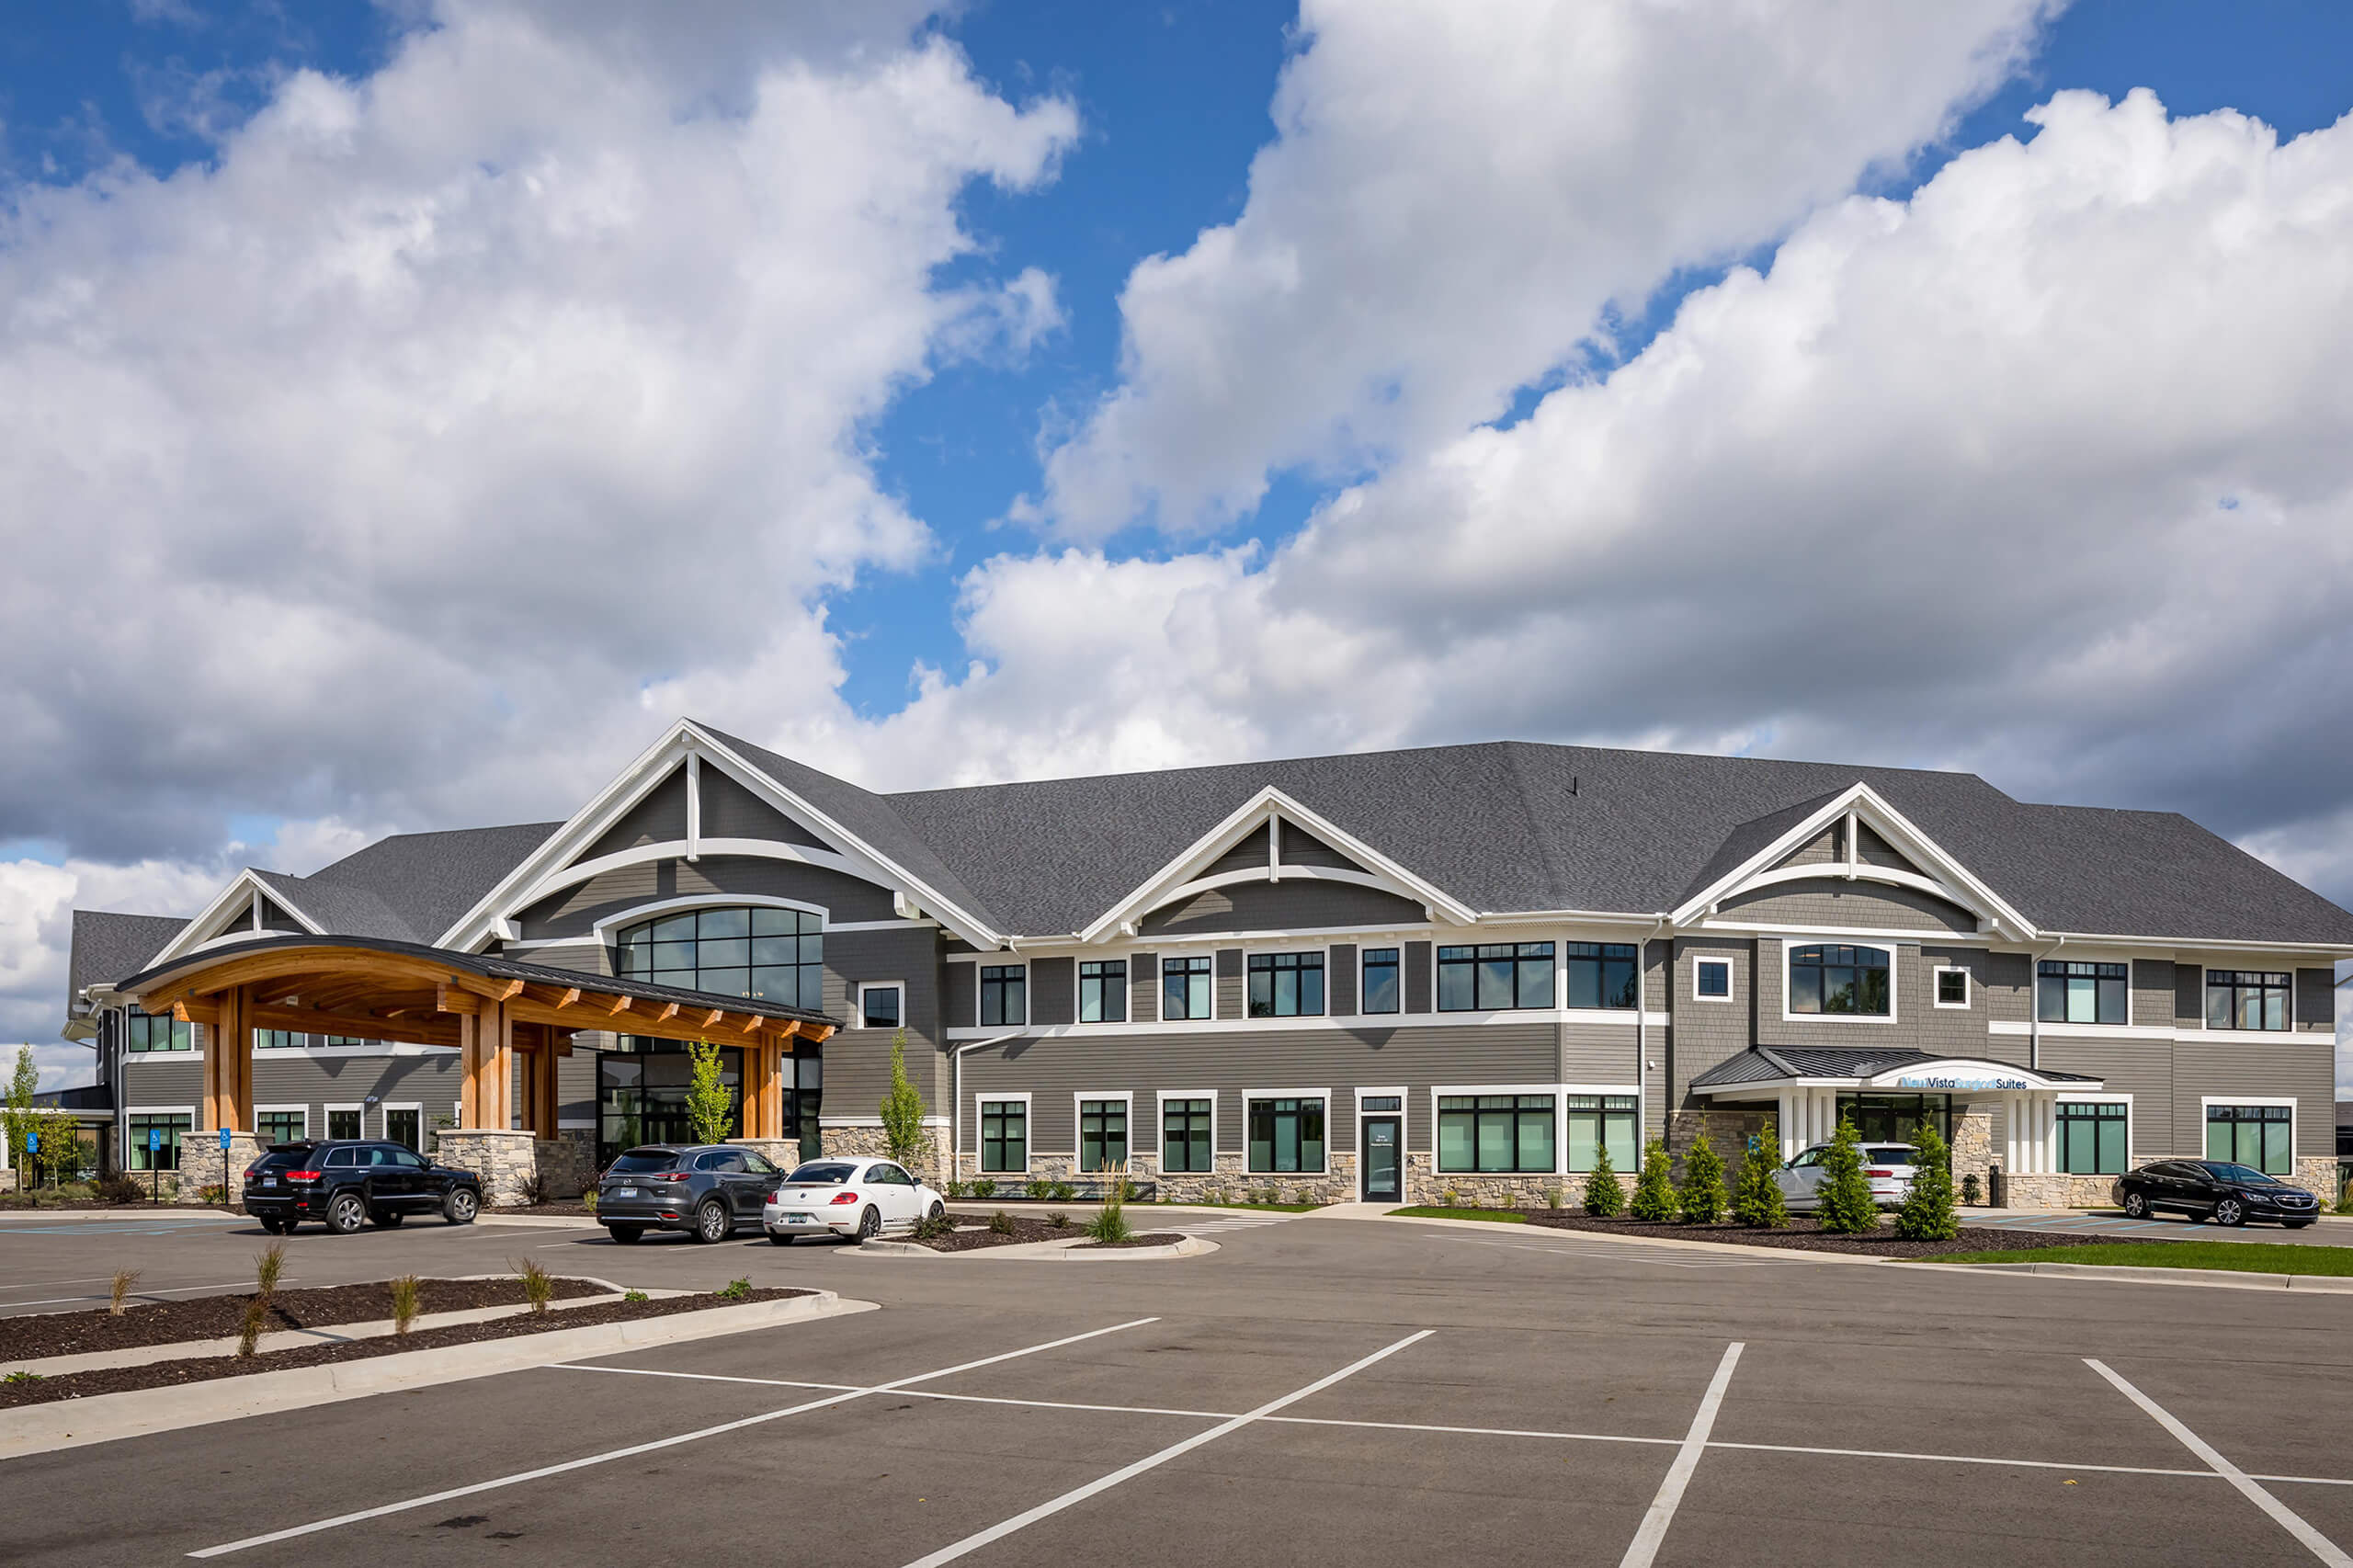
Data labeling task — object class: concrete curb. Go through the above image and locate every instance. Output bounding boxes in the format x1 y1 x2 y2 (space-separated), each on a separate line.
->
475 1212 605 1229
0 1290 876 1460
850 1234 1218 1261
1369 1210 1872 1264
1893 1259 2353 1293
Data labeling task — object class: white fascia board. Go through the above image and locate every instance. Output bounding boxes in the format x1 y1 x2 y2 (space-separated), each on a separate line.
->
148 869 324 967
1077 786 1474 944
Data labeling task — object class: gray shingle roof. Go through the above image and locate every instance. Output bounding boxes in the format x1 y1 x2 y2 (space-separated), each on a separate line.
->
1689 1046 2101 1088
69 910 189 1005
251 869 415 943
301 822 563 945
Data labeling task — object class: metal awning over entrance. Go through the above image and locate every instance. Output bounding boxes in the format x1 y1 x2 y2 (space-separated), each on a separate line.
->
1690 1046 2102 1171
101 935 840 1142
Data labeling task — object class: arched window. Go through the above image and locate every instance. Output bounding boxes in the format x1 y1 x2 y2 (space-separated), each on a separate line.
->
615 904 823 1011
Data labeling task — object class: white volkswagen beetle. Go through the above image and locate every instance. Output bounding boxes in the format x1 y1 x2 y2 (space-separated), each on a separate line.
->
764 1156 945 1244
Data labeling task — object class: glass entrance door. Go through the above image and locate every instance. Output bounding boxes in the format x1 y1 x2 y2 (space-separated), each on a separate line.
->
1361 1116 1403 1203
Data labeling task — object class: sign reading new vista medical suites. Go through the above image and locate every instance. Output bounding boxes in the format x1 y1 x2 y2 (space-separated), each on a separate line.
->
1893 1073 2029 1092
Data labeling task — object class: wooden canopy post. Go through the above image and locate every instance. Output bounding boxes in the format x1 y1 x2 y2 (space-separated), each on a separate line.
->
203 985 254 1133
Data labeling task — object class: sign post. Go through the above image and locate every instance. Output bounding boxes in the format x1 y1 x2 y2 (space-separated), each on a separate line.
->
149 1125 165 1203
23 1131 33 1193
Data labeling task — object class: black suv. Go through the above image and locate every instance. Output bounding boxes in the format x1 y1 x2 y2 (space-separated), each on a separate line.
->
2113 1160 2320 1228
597 1144 782 1244
242 1141 483 1234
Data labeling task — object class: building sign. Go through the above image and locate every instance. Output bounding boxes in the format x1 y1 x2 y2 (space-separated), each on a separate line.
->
1893 1073 2029 1092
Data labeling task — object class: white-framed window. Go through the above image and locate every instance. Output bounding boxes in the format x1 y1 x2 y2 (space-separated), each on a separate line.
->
1075 1091 1133 1174
125 1106 197 1172
324 1103 365 1141
1784 941 1895 1021
977 1093 1030 1175
1157 1090 1216 1174
255 1105 308 1146
1360 947 1402 1015
1435 1086 1559 1175
1931 966 1971 1008
2202 1096 2296 1175
2039 960 2130 1027
2056 1094 2131 1175
858 982 905 1031
1077 959 1128 1024
381 1102 424 1153
1245 1089 1330 1175
1692 958 1733 1002
1162 954 1214 1020
979 962 1027 1028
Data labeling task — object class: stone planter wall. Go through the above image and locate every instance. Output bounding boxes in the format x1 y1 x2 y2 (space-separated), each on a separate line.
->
436 1129 540 1208
822 1126 949 1188
176 1133 261 1204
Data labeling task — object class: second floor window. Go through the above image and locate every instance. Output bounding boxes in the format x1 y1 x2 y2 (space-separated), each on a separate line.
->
1079 960 1128 1024
1247 951 1324 1017
1163 955 1212 1020
979 964 1025 1027
2207 970 2290 1031
2039 960 2126 1026
1362 948 1401 1014
126 1008 193 1053
618 905 823 1012
1565 943 1637 1008
1438 942 1554 1011
1790 945 1891 1016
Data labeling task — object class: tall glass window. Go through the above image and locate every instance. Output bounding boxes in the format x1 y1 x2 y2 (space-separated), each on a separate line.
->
1564 1095 1639 1173
2206 971 2290 1031
1247 951 1324 1017
126 1007 193 1053
1078 960 1128 1024
1437 943 1554 1011
1079 1099 1128 1172
126 1112 190 1172
2059 1102 2127 1175
979 964 1026 1027
1247 1096 1324 1173
616 905 822 1010
980 1100 1027 1173
1163 956 1213 1020
1438 1094 1557 1174
2206 1104 2291 1174
1790 945 1892 1016
2039 960 2127 1026
1162 1097 1212 1173
1361 949 1401 1014
1564 943 1637 1009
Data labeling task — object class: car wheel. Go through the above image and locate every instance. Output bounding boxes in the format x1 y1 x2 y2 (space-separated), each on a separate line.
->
370 1210 404 1229
2214 1196 2247 1227
769 1230 796 1246
927 1199 945 1221
326 1192 368 1235
257 1217 284 1235
694 1200 731 1244
853 1205 881 1244
442 1188 479 1225
608 1224 645 1244
2121 1189 2149 1220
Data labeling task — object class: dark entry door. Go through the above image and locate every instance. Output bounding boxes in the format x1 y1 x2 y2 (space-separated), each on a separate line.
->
1361 1116 1403 1203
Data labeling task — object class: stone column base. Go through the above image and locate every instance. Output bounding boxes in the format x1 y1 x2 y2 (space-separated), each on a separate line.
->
178 1133 262 1204
435 1129 540 1207
728 1138 801 1173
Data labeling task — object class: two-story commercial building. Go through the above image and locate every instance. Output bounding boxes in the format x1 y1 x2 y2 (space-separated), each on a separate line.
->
64 719 2353 1208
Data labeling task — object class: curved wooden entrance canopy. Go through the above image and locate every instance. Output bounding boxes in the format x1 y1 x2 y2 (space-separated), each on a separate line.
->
109 936 837 1141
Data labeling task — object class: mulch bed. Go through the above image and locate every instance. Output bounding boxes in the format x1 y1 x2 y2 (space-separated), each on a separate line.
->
0 1277 608 1361
489 1201 598 1217
1072 1233 1185 1250
892 1214 1082 1251
0 1287 813 1410
1522 1212 2141 1258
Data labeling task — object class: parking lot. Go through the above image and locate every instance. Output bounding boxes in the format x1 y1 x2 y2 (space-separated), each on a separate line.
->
7 1210 2353 1566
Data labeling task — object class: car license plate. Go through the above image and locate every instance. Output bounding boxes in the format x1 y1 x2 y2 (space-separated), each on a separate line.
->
784 1212 812 1224
616 1187 638 1199
263 1176 278 1188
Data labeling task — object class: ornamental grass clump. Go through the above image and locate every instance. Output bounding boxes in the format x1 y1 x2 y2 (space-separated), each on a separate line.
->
108 1268 140 1316
1581 1146 1625 1218
1893 1119 1961 1242
253 1241 286 1299
389 1274 422 1338
1086 1179 1133 1244
1629 1138 1678 1222
1814 1116 1880 1234
1676 1123 1727 1225
1731 1117 1788 1229
513 1256 555 1314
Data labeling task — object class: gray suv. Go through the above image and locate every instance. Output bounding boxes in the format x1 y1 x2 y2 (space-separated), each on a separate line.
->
597 1144 783 1244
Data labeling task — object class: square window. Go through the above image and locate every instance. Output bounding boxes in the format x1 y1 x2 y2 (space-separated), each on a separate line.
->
860 983 903 1030
1934 968 1969 1007
1695 960 1731 999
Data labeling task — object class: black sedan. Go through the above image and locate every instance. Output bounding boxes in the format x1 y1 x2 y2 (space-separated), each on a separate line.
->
242 1140 483 1233
596 1144 785 1244
2112 1160 2320 1228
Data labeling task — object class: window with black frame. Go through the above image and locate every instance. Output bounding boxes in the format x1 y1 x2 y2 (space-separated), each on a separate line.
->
1361 948 1401 1014
1437 1094 1556 1174
126 1112 190 1172
1565 943 1637 1008
616 904 823 1010
1163 955 1212 1020
1078 960 1128 1023
979 963 1026 1028
1438 942 1554 1011
1247 1096 1324 1173
2206 1103 2291 1173
126 1007 193 1053
980 1100 1027 1173
1790 944 1892 1016
1246 951 1324 1017
2058 1101 2127 1175
1162 1097 1212 1172
256 1109 305 1147
1079 1099 1128 1171
2039 960 2127 1026
1564 1095 1638 1173
2206 970 2290 1031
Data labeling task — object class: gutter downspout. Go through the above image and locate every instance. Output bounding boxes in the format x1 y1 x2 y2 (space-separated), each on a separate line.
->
1640 915 1669 1143
2028 936 2064 1073
950 1032 1026 1187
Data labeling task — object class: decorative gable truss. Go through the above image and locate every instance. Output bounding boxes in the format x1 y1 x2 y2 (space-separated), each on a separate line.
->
1671 783 2036 940
1077 787 1476 944
145 869 324 968
438 720 1001 950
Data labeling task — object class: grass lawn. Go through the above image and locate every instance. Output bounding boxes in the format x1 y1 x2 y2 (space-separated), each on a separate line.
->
1388 1206 1529 1223
1155 1199 1324 1213
1938 1241 2353 1276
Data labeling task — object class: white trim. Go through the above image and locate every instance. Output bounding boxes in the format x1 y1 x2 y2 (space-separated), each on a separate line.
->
1695 919 1986 942
857 981 907 1033
1986 1019 2344 1047
1930 965 1972 1009
1691 957 1735 1004
1350 1085 1408 1202
379 1101 425 1150
1242 1087 1333 1177
1154 1089 1219 1177
684 751 701 862
1074 954 1130 1026
253 1104 310 1140
148 869 328 968
125 1104 199 1119
825 918 937 934
323 1101 367 1140
944 1006 1665 1042
974 1092 1032 1176
1779 938 1899 1026
533 839 869 912
588 891 834 943
2199 1095 2302 1165
974 959 1028 1030
1427 1083 1586 1179
1072 1091 1135 1176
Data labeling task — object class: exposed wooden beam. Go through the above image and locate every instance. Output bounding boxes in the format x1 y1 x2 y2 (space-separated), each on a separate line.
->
654 1001 680 1025
555 987 581 1009
435 982 482 1016
605 994 634 1017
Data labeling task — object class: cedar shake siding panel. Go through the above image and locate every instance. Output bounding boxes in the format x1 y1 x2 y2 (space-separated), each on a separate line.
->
941 961 976 1032
520 943 612 979
2297 969 2335 1031
1855 824 1925 873
1915 945 2003 1050
1278 821 1365 872
1138 880 1426 937
820 927 949 1125
1773 828 1839 870
1673 937 1752 1089
1755 938 1993 1051
698 767 831 847
1205 824 1272 879
1215 949 1244 1019
1131 954 1160 1024
1328 943 1358 1017
1404 941 1433 1014
1716 879 1977 934
583 769 690 858
1030 958 1075 1027
956 1023 1561 1156
2132 960 2176 1031
2170 1039 2335 1157
1981 950 2031 1022
515 855 895 941
1560 1018 1642 1085
2176 965 2205 1027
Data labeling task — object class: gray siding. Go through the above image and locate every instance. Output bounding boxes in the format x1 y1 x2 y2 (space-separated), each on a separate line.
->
820 926 949 1118
2132 960 2176 1031
942 961 975 1031
2038 1037 2173 1163
1982 950 2031 1022
699 767 829 846
1671 937 1753 1094
1561 1018 1641 1085
1205 824 1271 878
585 769 689 858
1913 944 2006 1051
1775 827 1838 869
1854 824 1922 872
2176 964 2204 1027
2297 969 2336 1031
1030 959 1075 1027
120 1052 205 1109
1329 943 1358 1017
517 855 895 940
1215 949 1244 1019
1404 941 1432 1014
2171 1036 2335 1157
1140 879 1424 936
1718 878 1976 934
1131 953 1160 1024
1279 821 1363 872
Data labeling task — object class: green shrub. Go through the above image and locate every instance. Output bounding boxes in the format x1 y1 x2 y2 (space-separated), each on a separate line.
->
1026 1178 1052 1201
2 1369 40 1385
987 1210 1015 1236
622 1290 649 1303
1893 1119 1961 1242
1049 1181 1075 1203
1731 1117 1787 1229
1677 1123 1727 1224
1814 1116 1879 1233
96 1174 145 1206
1961 1172 1983 1207
1046 1210 1069 1228
944 1179 968 1199
911 1214 954 1241
1581 1146 1625 1217
1543 1185 1563 1211
236 1296 268 1358
581 1189 597 1213
878 1029 931 1166
1630 1139 1678 1222
714 1277 752 1301
971 1179 995 1200
199 1184 227 1205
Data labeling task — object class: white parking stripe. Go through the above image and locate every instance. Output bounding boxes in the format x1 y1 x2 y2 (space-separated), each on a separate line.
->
896 1331 1434 1568
1618 1342 1743 1568
2087 1358 2353 1567
187 1316 1160 1559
